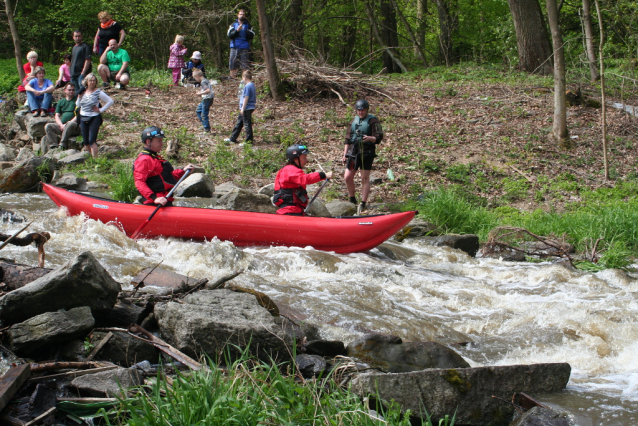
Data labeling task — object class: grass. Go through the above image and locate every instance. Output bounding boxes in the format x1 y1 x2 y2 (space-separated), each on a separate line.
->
101 351 454 426
108 162 137 202
207 143 284 182
400 185 638 270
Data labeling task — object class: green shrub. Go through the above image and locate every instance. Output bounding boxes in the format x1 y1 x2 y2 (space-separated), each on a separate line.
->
502 177 530 201
108 163 137 202
445 164 472 184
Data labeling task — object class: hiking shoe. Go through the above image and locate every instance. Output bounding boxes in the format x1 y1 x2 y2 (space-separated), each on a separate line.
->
223 138 235 145
119 84 126 90
102 82 110 88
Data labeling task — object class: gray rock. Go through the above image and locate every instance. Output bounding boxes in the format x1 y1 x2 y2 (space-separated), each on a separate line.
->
414 234 480 257
216 188 277 213
154 289 295 362
173 173 215 197
90 331 160 367
57 151 89 166
370 173 384 185
52 173 88 191
47 149 80 160
347 334 469 373
215 181 242 193
306 198 332 217
325 201 357 217
0 251 121 326
375 242 420 262
59 339 89 361
295 354 327 378
27 115 55 141
0 156 57 193
0 144 16 161
71 367 142 397
14 109 28 131
350 363 571 426
394 220 439 242
0 208 27 223
258 183 274 197
8 306 95 355
304 340 347 357
15 148 35 163
510 406 578 426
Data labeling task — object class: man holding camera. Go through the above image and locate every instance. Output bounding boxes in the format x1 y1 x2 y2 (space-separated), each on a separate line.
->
342 99 384 210
227 9 255 79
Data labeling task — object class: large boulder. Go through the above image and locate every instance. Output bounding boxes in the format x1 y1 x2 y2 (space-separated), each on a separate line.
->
173 173 215 197
26 115 55 141
8 306 95 355
46 149 79 160
350 363 571 426
52 173 88 191
0 156 57 193
306 198 331 217
216 188 277 213
394 219 439 242
15 147 35 163
89 330 160 367
258 183 274 197
13 109 28 131
346 334 469 373
154 289 296 362
0 251 121 327
510 406 578 426
413 234 480 257
71 367 142 397
0 144 16 161
57 151 89 166
325 201 357 217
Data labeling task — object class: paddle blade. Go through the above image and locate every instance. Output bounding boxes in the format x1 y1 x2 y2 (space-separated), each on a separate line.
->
130 219 151 240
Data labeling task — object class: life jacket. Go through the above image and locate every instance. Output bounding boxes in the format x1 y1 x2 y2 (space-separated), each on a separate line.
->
273 167 309 209
347 114 376 157
134 149 177 195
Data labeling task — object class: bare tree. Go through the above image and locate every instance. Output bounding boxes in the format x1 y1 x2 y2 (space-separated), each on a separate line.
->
435 0 455 65
581 0 600 82
546 0 570 147
390 0 428 67
507 0 553 74
364 1 408 72
255 0 284 100
4 0 25 81
594 0 608 178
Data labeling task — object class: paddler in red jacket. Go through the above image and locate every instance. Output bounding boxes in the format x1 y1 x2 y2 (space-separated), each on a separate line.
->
273 144 332 215
133 126 194 206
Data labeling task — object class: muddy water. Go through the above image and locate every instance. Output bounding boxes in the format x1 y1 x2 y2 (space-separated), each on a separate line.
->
1 192 637 425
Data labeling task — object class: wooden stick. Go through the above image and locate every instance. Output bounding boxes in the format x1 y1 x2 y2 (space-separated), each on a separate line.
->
57 397 118 403
329 88 347 106
30 362 102 373
24 407 56 426
86 331 113 361
0 222 31 251
0 364 31 412
205 270 245 291
28 365 119 383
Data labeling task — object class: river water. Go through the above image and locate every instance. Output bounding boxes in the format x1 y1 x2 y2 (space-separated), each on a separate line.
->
1 192 637 425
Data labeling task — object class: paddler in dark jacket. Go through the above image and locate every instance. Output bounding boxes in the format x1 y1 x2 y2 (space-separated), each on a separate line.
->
133 126 194 206
273 144 332 215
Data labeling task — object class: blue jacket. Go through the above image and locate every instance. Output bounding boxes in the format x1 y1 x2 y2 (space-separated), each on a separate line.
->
227 20 255 50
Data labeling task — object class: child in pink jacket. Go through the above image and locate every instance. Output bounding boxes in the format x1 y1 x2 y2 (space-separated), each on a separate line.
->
168 35 187 86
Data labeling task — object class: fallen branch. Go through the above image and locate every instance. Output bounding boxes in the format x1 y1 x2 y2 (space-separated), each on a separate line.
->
205 269 245 291
30 362 103 373
86 332 113 361
28 365 119 383
24 407 56 426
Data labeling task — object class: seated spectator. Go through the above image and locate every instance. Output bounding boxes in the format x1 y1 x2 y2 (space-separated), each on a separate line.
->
55 54 73 89
43 83 81 153
98 39 130 89
181 51 205 85
17 51 43 93
24 66 54 117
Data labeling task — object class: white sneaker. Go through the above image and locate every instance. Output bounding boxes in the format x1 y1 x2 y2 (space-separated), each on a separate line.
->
114 83 121 89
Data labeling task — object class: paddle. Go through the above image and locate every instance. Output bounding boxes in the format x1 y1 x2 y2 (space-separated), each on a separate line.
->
304 178 330 214
130 169 192 240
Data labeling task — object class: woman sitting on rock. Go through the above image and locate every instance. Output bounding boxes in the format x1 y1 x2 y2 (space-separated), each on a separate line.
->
17 51 43 93
55 54 73 89
24 66 55 117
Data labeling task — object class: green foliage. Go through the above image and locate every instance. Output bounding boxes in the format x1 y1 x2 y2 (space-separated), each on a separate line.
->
130 69 173 91
101 354 432 426
108 163 138 202
502 177 530 201
445 164 472 184
207 143 283 182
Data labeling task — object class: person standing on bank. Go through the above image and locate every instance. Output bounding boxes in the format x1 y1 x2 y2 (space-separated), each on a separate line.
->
93 11 126 55
70 30 93 93
133 126 194 206
273 144 332 215
227 9 254 80
343 99 384 211
224 70 255 145
77 73 113 158
168 35 187 86
193 69 213 133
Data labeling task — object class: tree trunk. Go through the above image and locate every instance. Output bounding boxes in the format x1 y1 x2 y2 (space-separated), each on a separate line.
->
202 22 224 71
416 0 427 59
546 0 570 147
255 0 285 101
290 0 304 49
581 0 600 82
5 0 25 81
364 1 408 73
507 0 553 75
594 0 608 179
380 0 400 73
391 0 428 67
435 0 454 65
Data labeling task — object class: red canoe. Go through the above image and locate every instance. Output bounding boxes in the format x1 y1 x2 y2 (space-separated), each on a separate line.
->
43 184 416 253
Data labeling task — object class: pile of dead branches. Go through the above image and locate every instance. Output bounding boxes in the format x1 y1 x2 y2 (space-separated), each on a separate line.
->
271 51 390 104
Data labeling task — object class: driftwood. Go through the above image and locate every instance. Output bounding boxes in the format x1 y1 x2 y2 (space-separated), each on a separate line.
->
28 365 119 384
0 262 52 292
24 407 55 426
482 227 575 265
30 362 103 373
0 364 31 412
86 332 113 361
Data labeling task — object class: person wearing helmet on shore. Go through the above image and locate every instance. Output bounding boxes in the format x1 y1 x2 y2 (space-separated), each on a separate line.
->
343 99 384 210
133 126 194 206
273 144 333 215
